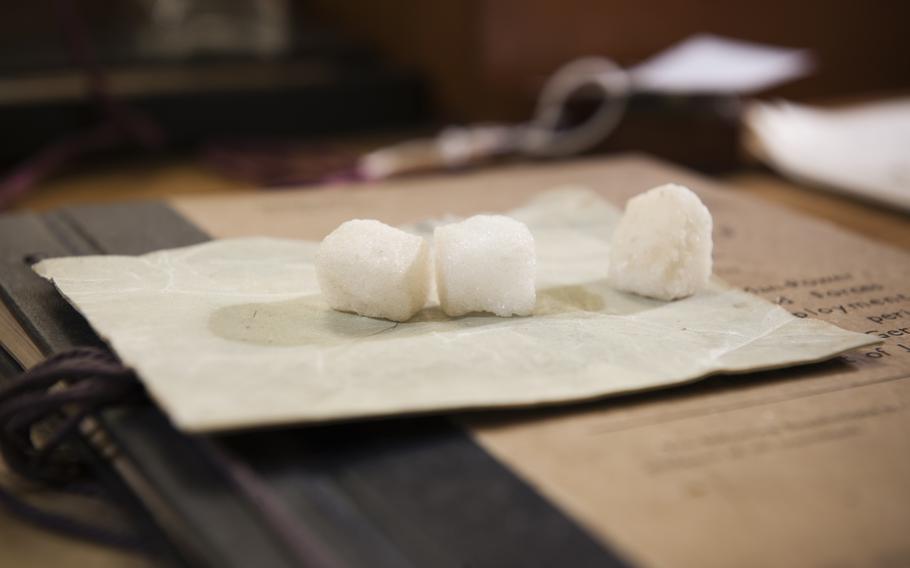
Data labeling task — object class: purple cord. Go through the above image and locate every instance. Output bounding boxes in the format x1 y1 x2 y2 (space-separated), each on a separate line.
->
0 348 146 551
0 346 338 565
201 139 366 189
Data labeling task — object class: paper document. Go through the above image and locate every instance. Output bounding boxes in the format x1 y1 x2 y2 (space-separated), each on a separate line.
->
630 34 812 94
746 98 910 212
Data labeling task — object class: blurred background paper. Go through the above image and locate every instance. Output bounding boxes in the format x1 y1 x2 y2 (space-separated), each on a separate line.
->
3 1 908 202
746 99 910 212
629 34 813 95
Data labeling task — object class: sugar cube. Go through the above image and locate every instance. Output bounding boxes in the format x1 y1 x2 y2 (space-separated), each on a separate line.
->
434 215 536 317
316 220 430 322
608 183 713 301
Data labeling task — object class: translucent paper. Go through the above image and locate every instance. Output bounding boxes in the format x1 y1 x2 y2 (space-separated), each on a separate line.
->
34 188 875 432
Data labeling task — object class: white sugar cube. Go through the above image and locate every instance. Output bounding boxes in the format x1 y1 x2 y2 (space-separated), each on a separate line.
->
434 215 536 317
608 183 713 301
316 220 430 322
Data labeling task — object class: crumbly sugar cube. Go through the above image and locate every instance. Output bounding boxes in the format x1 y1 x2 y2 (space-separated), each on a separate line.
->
608 183 713 301
434 214 536 317
316 220 430 321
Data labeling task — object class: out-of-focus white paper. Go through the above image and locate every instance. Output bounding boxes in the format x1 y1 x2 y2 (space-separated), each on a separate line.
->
746 99 910 212
34 188 874 432
630 34 812 94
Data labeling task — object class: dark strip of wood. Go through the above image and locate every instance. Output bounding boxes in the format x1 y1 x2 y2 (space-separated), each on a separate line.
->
59 202 210 256
0 212 103 354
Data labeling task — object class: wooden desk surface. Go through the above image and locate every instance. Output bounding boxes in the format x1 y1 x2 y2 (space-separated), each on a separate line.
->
2 155 908 567
12 157 910 250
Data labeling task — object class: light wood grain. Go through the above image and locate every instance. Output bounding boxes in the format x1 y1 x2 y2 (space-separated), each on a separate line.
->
13 157 909 249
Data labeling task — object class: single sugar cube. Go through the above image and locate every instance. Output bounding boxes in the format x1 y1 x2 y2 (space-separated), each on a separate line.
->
316 220 430 322
434 214 536 317
608 183 713 301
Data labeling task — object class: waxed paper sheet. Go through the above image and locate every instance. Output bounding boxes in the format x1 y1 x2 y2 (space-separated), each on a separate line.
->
33 188 875 431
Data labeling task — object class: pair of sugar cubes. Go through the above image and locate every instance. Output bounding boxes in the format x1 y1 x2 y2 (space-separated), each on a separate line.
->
317 183 713 322
317 214 536 321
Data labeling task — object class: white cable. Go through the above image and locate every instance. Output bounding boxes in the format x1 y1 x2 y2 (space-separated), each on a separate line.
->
521 56 631 157
357 57 632 179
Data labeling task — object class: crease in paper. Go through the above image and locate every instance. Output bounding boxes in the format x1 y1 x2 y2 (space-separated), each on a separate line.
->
34 188 876 431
